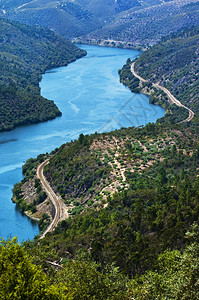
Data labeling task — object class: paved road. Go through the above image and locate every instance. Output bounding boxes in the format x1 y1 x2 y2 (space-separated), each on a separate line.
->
131 62 194 122
37 159 64 239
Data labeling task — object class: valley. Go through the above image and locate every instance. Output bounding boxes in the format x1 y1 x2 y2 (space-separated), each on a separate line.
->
0 2 199 299
1 45 164 241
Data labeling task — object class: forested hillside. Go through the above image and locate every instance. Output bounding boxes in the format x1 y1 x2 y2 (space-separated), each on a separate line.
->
0 0 103 38
134 26 199 112
1 8 198 298
1 0 199 47
0 18 86 131
119 26 199 125
0 0 125 38
78 0 199 48
11 114 199 298
9 24 199 299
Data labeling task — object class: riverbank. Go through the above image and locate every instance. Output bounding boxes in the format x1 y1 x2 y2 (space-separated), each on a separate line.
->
73 37 145 51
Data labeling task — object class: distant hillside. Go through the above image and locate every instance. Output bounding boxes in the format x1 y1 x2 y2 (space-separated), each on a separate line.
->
1 0 196 43
0 0 103 38
0 0 102 38
0 18 86 131
81 0 199 48
75 0 141 18
0 0 142 38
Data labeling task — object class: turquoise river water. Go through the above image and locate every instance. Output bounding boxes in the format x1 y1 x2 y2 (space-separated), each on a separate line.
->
0 45 165 242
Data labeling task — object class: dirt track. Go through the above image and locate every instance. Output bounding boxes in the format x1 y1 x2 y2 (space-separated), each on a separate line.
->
131 62 194 122
37 160 68 239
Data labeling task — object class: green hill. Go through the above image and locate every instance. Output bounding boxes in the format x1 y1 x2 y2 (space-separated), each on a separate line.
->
0 18 86 131
0 0 104 38
12 111 199 298
119 26 198 117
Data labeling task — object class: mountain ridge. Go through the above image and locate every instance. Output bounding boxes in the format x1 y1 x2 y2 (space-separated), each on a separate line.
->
2 0 199 46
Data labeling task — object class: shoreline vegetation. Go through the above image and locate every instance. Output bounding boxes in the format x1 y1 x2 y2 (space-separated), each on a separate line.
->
0 18 86 132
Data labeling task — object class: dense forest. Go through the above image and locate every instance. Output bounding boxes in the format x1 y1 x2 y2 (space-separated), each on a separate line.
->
8 24 199 299
0 18 86 131
11 117 199 298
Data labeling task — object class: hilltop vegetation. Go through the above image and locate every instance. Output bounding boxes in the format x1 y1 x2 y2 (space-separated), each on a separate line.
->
0 18 86 131
12 117 199 298
18 117 199 259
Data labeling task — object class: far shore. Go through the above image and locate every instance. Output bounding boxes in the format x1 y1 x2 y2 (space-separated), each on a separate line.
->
73 37 147 51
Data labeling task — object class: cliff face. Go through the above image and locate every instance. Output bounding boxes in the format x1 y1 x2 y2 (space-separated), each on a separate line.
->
13 175 54 223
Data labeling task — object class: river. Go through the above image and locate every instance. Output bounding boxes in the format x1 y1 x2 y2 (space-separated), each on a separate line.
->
0 45 165 242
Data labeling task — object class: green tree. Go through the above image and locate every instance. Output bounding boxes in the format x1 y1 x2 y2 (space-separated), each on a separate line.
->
129 223 199 299
0 238 61 299
55 261 128 300
157 167 167 186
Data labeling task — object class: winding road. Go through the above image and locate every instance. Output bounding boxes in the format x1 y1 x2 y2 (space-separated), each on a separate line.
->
37 159 68 239
131 62 194 122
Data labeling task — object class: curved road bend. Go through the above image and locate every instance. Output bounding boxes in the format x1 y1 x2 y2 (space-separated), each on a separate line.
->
131 62 194 122
37 159 68 239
